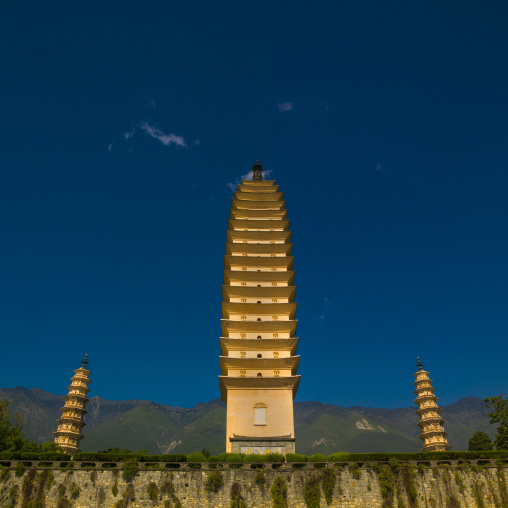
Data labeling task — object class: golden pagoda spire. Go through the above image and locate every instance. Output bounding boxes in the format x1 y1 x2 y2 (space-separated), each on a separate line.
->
413 357 450 451
54 354 91 455
219 161 300 454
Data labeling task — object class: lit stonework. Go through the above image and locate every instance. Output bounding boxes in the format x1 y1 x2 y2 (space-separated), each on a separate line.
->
219 161 300 454
54 355 91 455
413 357 450 452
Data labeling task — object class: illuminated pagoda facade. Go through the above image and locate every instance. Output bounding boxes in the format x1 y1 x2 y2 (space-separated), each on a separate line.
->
219 161 300 454
54 355 91 454
413 357 451 451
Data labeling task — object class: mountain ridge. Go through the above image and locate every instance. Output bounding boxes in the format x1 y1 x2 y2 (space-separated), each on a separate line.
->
0 387 493 456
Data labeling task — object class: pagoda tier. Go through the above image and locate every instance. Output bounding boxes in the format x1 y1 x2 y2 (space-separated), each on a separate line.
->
232 200 286 211
228 219 291 231
54 355 91 455
230 209 287 219
220 337 299 356
219 376 301 401
224 272 295 287
221 319 298 338
227 230 291 243
220 162 300 454
226 244 293 257
234 191 283 201
224 256 294 271
222 302 297 319
413 357 451 452
222 286 296 302
238 183 279 192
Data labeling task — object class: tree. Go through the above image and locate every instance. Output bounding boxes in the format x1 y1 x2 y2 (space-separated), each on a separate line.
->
201 446 210 459
468 431 493 451
485 394 508 450
0 399 26 452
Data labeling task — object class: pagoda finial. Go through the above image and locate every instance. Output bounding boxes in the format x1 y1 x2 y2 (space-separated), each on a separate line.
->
252 160 263 181
417 356 423 370
82 353 88 369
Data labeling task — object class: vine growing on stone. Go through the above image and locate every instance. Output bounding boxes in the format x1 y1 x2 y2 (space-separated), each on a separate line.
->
230 482 246 508
205 469 224 492
303 475 321 508
321 468 335 505
271 475 288 508
400 465 418 507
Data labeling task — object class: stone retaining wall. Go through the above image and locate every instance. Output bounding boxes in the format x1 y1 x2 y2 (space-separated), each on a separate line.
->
0 461 506 507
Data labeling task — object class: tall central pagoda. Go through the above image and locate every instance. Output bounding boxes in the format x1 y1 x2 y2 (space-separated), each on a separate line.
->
219 161 300 454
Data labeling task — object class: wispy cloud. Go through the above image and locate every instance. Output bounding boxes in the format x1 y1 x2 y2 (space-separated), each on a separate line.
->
107 142 114 153
226 168 273 192
148 99 156 109
123 128 136 140
277 102 294 112
140 121 187 148
318 297 330 324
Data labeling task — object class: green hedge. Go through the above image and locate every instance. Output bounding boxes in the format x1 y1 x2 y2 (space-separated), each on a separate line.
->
327 451 508 462
243 453 285 463
0 452 72 461
309 453 327 462
218 453 244 463
286 453 309 463
72 453 187 462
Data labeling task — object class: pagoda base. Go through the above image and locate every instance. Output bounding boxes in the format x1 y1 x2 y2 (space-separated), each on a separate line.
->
229 434 295 455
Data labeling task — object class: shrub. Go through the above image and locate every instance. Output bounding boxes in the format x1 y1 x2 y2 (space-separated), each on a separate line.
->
72 452 187 462
160 480 175 496
243 453 285 463
112 481 118 497
349 462 362 479
0 452 71 461
230 482 246 508
324 450 508 462
147 482 158 501
208 456 219 462
328 452 349 462
69 483 81 499
255 470 266 485
271 475 288 508
218 453 244 463
187 452 207 463
286 453 309 463
0 467 10 483
309 453 327 463
400 465 418 506
46 469 55 490
205 469 224 492
303 475 321 508
14 463 26 477
56 498 72 508
267 453 285 462
388 457 399 472
121 461 139 482
321 468 335 505
377 465 396 505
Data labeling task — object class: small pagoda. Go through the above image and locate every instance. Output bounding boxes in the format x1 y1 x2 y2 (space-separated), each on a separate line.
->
54 354 91 454
413 357 451 451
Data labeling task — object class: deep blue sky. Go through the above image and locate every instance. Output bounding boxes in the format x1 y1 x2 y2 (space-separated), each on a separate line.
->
1 1 507 409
